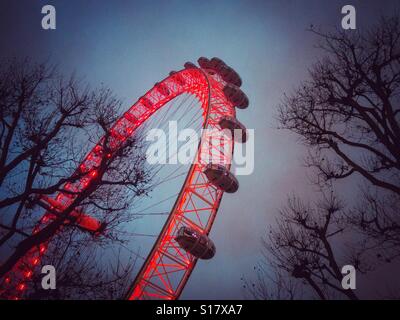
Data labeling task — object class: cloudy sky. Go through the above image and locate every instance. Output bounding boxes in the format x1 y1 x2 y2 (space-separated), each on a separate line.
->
1 0 399 299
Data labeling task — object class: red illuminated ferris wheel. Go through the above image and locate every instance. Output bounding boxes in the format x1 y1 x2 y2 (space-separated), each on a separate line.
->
0 57 249 300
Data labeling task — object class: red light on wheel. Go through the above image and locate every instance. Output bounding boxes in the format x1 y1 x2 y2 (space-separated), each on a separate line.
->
4 62 239 300
17 283 26 291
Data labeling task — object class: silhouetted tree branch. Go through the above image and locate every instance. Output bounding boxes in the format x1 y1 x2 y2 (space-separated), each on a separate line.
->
278 16 400 195
264 193 360 300
26 228 138 299
252 16 400 300
0 58 151 295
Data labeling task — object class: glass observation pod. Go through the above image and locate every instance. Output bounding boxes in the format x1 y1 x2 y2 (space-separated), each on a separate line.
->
223 83 249 109
218 115 248 143
197 57 212 69
209 57 225 70
184 62 197 69
197 57 242 87
218 64 242 87
175 226 216 260
204 163 239 193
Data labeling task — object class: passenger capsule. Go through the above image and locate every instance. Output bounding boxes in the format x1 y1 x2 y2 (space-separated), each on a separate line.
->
218 64 232 78
220 65 242 87
210 57 227 70
223 84 249 109
175 226 216 259
204 163 239 193
201 57 243 86
184 62 198 69
197 57 212 69
219 116 248 143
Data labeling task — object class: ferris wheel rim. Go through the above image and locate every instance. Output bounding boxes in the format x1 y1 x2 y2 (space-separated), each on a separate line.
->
1 64 237 301
125 68 235 300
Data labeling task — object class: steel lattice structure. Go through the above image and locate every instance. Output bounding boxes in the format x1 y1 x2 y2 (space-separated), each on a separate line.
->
0 61 240 300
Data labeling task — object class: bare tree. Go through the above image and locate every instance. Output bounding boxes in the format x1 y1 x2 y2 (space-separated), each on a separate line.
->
278 16 400 196
349 188 400 262
26 228 138 299
266 193 363 300
277 15 400 261
251 16 400 300
242 262 302 300
0 58 151 296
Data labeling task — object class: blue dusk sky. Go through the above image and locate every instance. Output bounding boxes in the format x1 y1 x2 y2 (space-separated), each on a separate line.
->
1 0 399 299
